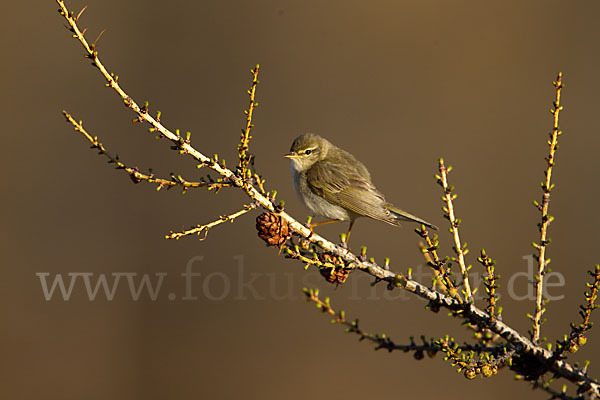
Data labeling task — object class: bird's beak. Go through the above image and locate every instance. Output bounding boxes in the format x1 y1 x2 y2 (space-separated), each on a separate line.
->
284 152 298 159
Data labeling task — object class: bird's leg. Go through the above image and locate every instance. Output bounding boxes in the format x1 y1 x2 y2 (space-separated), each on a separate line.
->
308 218 344 232
306 218 343 241
341 220 355 249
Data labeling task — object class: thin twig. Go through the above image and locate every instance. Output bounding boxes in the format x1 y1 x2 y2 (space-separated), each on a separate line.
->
166 203 257 240
416 227 461 302
304 288 506 356
478 249 500 322
283 241 347 271
62 112 229 191
437 159 473 302
436 335 514 380
531 72 564 344
553 264 600 359
238 66 259 180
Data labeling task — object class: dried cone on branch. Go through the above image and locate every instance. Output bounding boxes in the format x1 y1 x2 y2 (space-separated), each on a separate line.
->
256 212 290 246
320 266 350 285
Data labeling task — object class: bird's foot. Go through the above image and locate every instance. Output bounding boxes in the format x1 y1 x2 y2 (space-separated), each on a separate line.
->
305 224 315 242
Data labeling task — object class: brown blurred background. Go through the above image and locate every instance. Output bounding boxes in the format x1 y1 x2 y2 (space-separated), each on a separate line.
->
3 0 600 399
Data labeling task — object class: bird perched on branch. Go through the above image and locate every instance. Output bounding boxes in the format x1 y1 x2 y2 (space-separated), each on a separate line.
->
285 133 437 244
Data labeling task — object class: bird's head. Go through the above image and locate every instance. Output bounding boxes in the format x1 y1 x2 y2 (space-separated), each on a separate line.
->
284 133 330 172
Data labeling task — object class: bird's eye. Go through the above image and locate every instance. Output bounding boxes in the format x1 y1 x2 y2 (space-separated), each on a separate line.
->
304 149 312 155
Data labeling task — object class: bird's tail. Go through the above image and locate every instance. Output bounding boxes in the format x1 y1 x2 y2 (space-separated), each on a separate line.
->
386 204 438 230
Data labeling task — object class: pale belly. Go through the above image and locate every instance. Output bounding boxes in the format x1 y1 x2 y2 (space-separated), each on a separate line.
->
291 164 350 221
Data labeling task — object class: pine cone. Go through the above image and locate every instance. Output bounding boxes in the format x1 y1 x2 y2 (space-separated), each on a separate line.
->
320 267 350 285
256 212 290 246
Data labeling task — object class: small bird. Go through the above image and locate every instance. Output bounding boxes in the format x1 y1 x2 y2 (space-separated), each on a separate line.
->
285 133 437 243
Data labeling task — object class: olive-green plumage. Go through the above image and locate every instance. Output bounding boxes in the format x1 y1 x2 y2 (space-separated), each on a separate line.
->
285 133 437 240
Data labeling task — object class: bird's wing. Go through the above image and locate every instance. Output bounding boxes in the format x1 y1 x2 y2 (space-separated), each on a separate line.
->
306 160 391 221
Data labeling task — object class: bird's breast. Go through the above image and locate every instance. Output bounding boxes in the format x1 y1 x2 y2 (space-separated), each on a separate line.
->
290 163 350 221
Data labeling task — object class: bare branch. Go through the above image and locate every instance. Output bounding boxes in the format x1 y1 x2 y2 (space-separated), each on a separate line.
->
304 288 507 357
531 72 564 344
416 226 461 302
437 159 473 302
553 265 600 359
166 203 258 240
237 65 260 179
62 111 228 191
478 249 501 322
